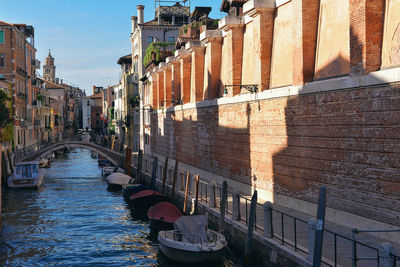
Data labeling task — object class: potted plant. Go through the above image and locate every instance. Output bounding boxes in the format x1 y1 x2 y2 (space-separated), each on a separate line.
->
129 94 140 108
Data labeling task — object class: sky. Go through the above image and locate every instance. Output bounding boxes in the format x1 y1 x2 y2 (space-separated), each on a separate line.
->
1 0 224 95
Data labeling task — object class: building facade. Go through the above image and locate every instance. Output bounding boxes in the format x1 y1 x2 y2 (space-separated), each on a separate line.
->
0 21 41 149
141 0 400 240
130 2 191 152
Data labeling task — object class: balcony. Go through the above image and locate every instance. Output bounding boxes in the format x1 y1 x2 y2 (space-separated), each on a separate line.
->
17 92 27 98
31 59 41 69
16 67 27 76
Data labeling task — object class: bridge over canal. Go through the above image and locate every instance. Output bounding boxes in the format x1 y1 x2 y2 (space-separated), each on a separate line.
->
16 137 125 166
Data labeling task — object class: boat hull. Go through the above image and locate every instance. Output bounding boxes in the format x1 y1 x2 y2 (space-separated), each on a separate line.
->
122 184 149 200
150 219 174 231
107 183 123 191
128 195 168 210
7 169 45 189
158 241 223 263
158 229 226 263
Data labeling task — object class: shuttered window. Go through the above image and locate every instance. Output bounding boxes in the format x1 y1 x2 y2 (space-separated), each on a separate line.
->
0 53 5 68
0 31 4 44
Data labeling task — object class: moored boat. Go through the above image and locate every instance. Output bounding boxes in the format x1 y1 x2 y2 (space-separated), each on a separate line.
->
102 166 125 177
105 172 134 191
147 201 183 230
39 158 51 168
128 189 168 210
158 215 227 263
8 161 46 189
98 159 111 166
122 183 149 200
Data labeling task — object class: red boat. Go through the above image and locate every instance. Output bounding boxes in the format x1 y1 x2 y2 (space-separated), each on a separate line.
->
147 201 183 230
128 190 168 211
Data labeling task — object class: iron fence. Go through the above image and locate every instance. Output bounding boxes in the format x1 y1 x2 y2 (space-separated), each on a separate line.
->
147 158 400 267
394 254 400 267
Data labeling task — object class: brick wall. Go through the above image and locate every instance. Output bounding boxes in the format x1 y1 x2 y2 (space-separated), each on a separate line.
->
145 0 400 228
152 83 400 226
381 0 400 67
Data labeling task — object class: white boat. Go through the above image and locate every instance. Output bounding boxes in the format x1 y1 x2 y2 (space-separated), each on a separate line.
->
102 166 125 177
8 161 45 189
105 172 134 190
158 215 227 263
39 158 51 168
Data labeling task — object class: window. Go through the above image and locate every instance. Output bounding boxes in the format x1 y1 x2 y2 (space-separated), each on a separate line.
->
147 36 153 44
0 53 5 68
0 30 4 44
144 109 150 125
168 36 175 43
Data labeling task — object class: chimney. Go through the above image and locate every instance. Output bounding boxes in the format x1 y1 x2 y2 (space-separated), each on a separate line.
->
60 79 63 84
137 5 144 24
56 78 59 84
131 16 138 33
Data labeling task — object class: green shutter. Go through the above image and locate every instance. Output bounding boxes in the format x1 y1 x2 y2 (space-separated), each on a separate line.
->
0 31 4 44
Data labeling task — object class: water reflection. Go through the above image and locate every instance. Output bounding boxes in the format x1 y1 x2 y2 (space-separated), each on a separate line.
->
0 148 158 266
1 148 236 266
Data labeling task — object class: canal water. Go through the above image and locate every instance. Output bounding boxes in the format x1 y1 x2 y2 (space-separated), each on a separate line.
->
0 148 235 266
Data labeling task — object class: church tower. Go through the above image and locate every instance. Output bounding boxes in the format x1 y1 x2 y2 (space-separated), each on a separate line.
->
43 50 56 83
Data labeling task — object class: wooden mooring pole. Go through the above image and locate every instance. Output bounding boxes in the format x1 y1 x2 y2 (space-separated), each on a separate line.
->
125 148 132 176
171 160 178 201
244 190 258 267
150 157 158 190
6 149 13 170
194 174 200 214
219 181 227 232
162 156 168 194
1 151 9 187
135 150 143 184
183 171 190 213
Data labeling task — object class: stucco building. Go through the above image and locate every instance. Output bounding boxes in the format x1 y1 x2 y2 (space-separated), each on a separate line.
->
130 1 191 152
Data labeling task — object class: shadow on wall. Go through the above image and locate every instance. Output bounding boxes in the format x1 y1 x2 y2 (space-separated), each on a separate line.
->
149 25 400 229
272 28 400 228
150 79 254 193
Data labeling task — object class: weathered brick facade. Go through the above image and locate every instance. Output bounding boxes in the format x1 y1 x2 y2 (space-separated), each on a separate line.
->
143 0 400 229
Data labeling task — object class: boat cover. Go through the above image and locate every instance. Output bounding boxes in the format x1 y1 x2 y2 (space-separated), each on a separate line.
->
147 201 183 223
123 184 150 197
105 173 133 185
173 215 208 243
129 189 164 200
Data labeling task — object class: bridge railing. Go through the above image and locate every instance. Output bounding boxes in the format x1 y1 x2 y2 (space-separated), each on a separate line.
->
16 133 81 161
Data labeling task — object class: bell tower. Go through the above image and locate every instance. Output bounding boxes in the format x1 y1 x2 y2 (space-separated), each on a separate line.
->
43 49 56 83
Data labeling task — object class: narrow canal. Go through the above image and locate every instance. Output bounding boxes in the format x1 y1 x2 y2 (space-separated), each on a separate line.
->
0 148 235 266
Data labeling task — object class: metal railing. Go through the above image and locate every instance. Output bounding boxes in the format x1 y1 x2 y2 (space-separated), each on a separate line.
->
146 158 400 267
16 133 81 161
394 254 400 267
